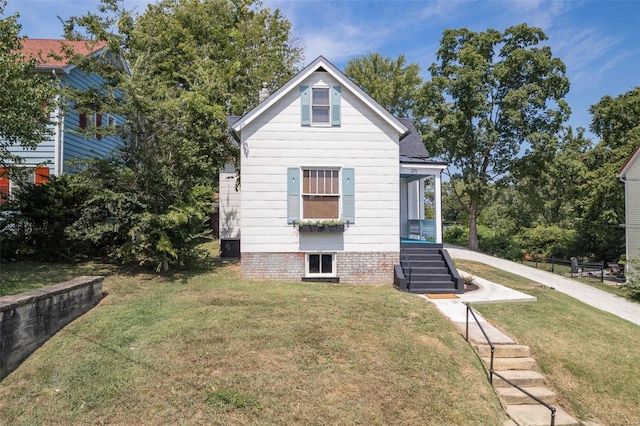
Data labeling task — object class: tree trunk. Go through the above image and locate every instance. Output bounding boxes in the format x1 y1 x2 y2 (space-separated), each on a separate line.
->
161 252 169 272
468 198 479 251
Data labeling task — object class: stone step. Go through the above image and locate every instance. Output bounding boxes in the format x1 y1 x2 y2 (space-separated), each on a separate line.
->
482 357 537 371
474 344 531 358
492 370 546 388
506 404 580 426
496 386 556 405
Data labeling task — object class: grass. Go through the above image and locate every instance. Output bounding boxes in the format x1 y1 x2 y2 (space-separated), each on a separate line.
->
0 253 506 425
0 260 117 297
521 260 630 299
455 259 640 425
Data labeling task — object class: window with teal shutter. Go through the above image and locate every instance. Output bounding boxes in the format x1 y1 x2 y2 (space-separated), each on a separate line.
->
300 86 310 126
301 85 341 126
287 167 300 223
331 86 341 126
342 168 354 224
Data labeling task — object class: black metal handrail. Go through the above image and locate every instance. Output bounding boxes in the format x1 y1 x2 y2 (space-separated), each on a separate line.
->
465 303 557 426
400 247 412 291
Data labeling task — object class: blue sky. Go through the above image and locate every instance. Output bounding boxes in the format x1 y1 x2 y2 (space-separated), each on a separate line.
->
6 0 639 139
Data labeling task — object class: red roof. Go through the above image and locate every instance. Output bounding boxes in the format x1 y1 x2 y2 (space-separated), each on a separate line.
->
18 39 106 69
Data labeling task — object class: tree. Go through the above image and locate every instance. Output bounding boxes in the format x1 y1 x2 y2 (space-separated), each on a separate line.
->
573 87 640 260
0 0 57 171
63 0 302 270
344 52 422 117
419 24 570 251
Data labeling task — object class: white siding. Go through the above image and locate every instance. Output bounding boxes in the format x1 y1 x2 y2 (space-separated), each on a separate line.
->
219 162 241 239
625 158 640 265
240 72 400 254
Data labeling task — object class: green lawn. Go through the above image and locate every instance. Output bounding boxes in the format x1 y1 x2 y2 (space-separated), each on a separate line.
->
0 257 505 425
0 260 117 297
521 260 629 299
455 259 640 425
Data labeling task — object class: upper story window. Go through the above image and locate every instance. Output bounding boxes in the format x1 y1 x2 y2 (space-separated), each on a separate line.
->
300 85 341 126
311 88 330 125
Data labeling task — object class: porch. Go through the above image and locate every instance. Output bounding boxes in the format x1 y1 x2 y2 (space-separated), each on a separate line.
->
400 159 446 243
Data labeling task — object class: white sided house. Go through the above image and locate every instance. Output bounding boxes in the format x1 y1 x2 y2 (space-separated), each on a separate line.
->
219 56 462 293
618 145 640 272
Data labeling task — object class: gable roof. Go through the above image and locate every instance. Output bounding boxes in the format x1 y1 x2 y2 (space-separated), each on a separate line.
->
398 118 429 159
19 39 106 72
231 56 408 138
618 144 640 178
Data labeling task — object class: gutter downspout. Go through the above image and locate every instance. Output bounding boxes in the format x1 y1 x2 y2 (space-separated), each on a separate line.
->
51 70 63 176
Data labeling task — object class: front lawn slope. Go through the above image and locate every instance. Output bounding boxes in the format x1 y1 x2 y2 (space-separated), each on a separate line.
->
0 265 504 425
456 260 640 425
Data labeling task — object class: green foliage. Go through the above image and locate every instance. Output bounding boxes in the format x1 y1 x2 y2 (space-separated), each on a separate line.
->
622 256 640 301
477 225 522 260
515 225 576 259
345 52 422 118
0 0 58 170
443 225 468 246
59 0 302 271
573 87 639 260
66 158 214 271
420 24 570 251
0 175 90 261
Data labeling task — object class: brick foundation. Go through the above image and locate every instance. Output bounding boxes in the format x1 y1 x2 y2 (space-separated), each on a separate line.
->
241 251 398 284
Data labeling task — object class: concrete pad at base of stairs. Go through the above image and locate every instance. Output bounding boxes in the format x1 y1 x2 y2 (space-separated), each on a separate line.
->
506 404 579 426
454 321 515 344
458 270 537 304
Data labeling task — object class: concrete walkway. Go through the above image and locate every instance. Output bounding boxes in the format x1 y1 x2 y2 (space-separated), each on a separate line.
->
446 246 640 326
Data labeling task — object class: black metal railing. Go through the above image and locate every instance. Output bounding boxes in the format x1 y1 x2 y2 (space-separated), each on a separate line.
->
400 247 412 291
465 303 557 426
522 256 607 283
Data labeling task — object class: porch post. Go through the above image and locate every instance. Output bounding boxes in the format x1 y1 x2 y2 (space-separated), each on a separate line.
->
435 171 443 244
419 178 425 220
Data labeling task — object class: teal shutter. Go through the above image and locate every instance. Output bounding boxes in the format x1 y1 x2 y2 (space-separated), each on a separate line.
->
300 86 310 126
342 167 354 224
331 86 341 126
287 167 300 224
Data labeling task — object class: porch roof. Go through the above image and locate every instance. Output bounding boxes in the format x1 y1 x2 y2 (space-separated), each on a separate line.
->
400 158 447 181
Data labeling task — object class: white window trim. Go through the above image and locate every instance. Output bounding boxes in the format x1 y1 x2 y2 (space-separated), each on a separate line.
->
7 166 37 197
311 85 331 126
305 252 337 277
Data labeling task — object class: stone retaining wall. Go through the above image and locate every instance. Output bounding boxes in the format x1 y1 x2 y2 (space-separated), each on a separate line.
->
0 276 103 381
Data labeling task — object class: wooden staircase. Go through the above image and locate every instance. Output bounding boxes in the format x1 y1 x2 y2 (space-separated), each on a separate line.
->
395 243 464 294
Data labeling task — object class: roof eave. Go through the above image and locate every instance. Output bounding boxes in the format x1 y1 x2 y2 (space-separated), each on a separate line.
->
232 56 408 136
618 144 640 178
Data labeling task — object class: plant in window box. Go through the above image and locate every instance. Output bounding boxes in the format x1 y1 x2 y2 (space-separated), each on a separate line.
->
295 219 345 232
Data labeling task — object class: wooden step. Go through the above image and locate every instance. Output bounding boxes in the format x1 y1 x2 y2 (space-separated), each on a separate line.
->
496 386 556 405
506 404 580 426
492 370 545 388
482 357 536 370
474 344 531 358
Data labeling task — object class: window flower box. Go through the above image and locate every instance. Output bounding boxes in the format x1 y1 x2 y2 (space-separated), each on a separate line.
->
296 220 346 233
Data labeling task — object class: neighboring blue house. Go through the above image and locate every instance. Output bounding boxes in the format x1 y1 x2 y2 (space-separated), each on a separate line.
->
1 39 124 201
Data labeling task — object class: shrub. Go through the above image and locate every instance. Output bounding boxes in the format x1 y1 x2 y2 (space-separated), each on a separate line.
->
444 225 468 246
477 225 521 260
515 225 577 260
0 175 91 261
